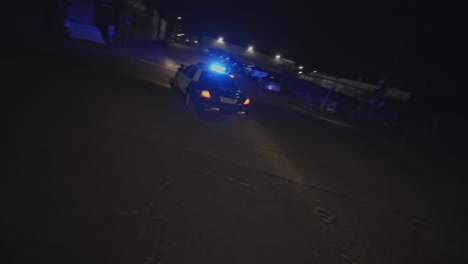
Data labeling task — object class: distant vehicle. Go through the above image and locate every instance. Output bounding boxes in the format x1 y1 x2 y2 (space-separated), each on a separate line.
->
237 63 254 75
218 55 237 67
230 61 245 73
244 65 269 79
257 75 288 93
173 63 251 116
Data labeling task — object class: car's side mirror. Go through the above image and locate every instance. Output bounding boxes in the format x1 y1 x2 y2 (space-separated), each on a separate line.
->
178 67 183 71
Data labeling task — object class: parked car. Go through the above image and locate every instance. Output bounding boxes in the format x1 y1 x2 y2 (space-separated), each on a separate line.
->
173 63 251 116
238 63 254 75
244 65 269 80
257 75 289 93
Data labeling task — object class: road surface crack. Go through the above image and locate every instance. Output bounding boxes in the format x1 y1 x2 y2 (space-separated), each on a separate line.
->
144 213 167 264
314 206 335 224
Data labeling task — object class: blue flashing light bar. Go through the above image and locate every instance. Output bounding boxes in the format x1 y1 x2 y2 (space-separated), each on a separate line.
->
210 64 227 73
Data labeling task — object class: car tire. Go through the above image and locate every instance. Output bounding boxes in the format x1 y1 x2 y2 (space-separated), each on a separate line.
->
185 90 196 111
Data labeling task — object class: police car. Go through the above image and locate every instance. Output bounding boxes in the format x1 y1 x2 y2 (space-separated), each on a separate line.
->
174 63 250 116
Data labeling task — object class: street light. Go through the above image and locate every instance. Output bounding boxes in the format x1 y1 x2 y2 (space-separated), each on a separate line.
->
298 71 303 74
275 54 281 59
217 37 224 42
312 70 317 73
177 17 182 20
247 46 254 51
298 66 303 69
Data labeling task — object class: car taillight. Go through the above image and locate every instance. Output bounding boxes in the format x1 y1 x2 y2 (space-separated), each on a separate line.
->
201 90 211 98
243 98 250 105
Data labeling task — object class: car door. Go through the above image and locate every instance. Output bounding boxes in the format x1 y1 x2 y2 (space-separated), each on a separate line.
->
179 66 199 94
176 65 194 93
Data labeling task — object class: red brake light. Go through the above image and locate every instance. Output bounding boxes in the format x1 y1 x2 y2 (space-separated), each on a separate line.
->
201 90 211 98
243 98 250 105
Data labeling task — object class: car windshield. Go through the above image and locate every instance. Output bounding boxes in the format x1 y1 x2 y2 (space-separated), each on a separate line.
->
199 71 238 92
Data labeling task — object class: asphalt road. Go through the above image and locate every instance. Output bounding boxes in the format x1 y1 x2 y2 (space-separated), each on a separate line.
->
4 38 466 264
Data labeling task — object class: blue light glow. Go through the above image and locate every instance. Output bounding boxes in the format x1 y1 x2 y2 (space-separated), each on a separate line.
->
210 64 227 73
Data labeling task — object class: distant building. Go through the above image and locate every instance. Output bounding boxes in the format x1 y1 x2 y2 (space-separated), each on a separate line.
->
171 16 184 41
51 0 168 44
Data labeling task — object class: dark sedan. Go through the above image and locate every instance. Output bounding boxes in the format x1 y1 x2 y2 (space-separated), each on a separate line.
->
257 76 288 93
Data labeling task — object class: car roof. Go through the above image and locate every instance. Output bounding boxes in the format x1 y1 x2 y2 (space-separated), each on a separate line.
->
196 62 209 69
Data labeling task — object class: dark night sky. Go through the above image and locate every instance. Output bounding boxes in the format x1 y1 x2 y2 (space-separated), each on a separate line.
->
154 0 465 88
